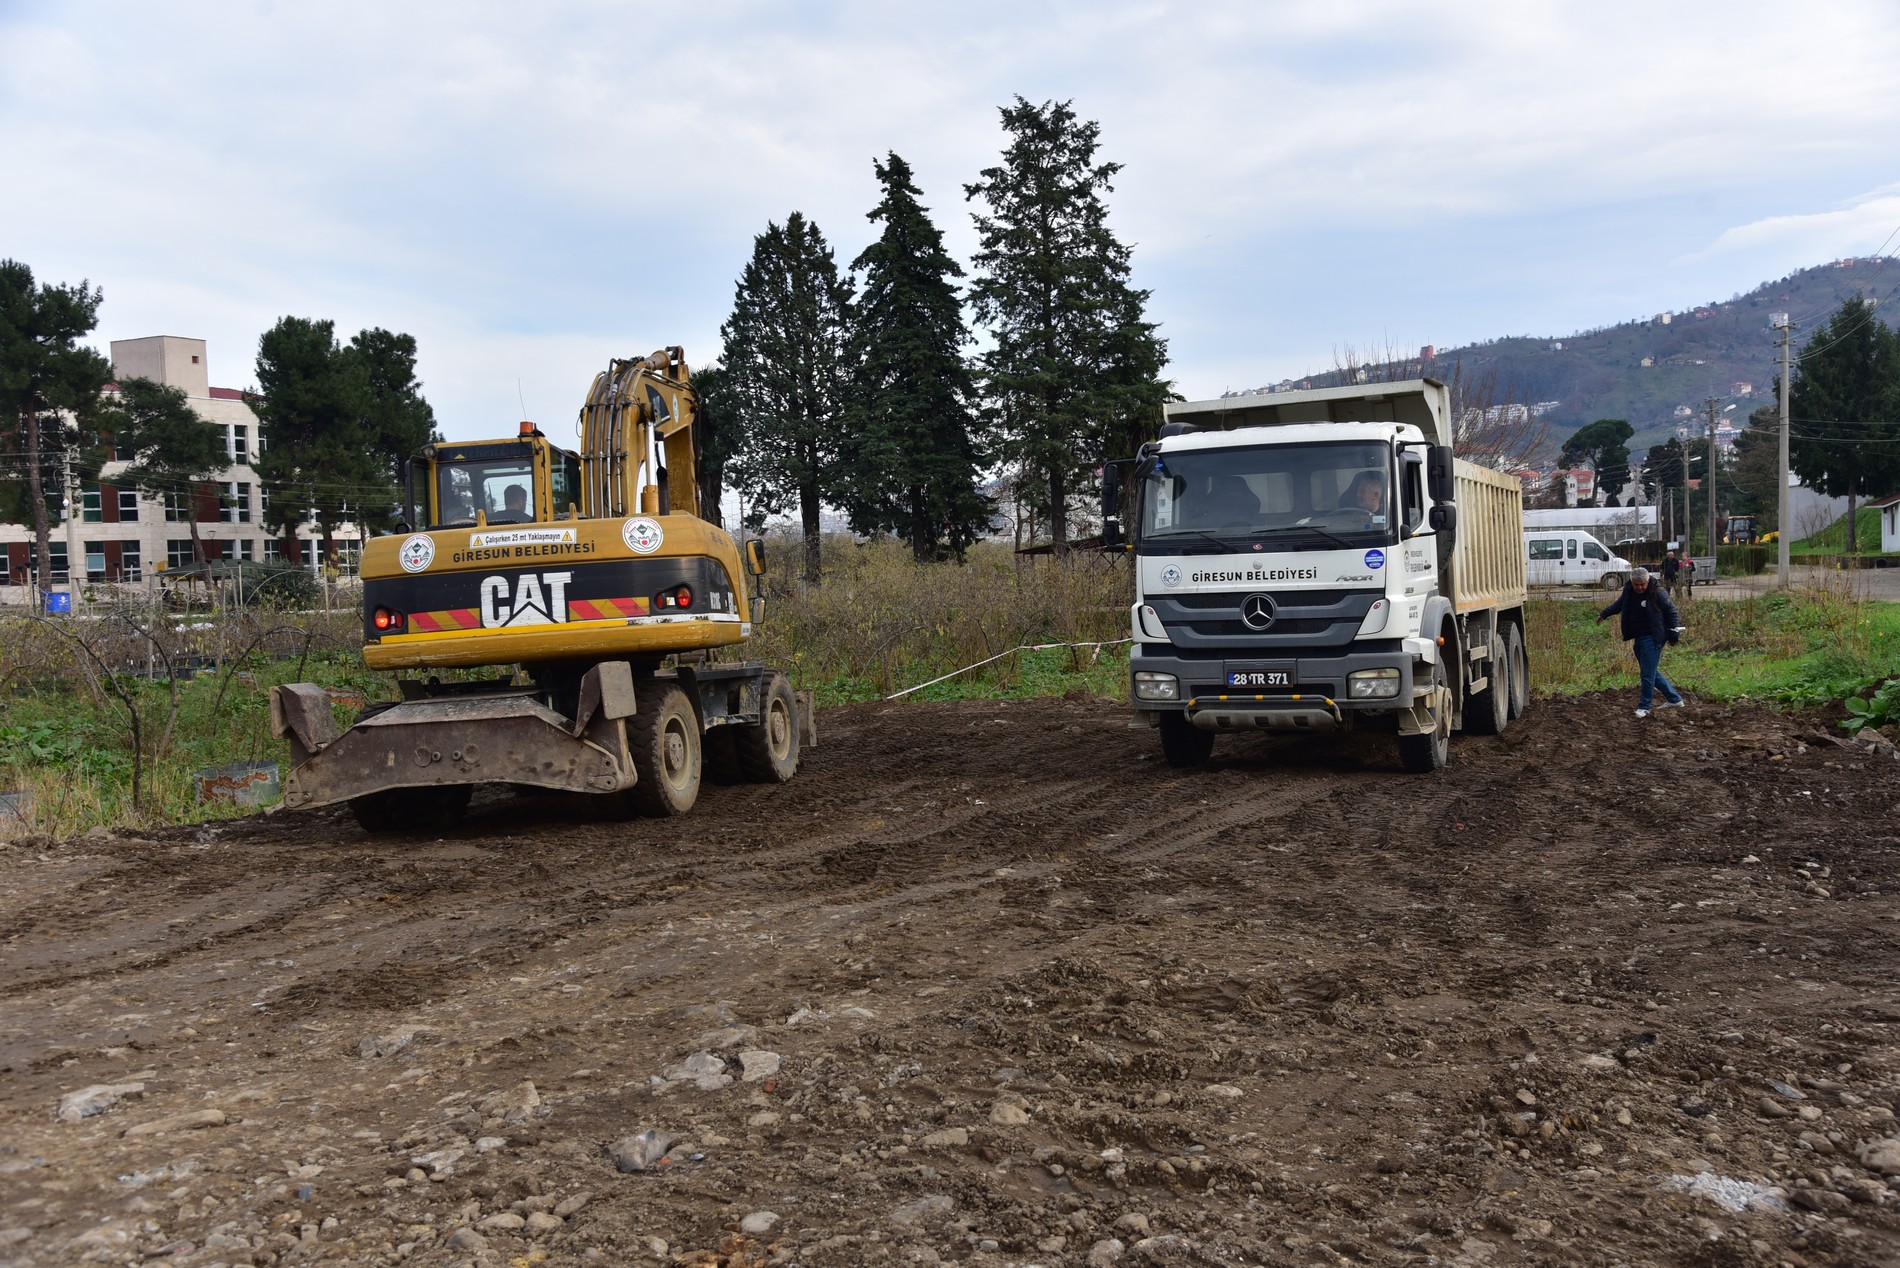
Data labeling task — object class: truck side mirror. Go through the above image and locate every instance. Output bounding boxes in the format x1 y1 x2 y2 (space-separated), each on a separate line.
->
745 539 767 576
1426 445 1456 504
1101 464 1123 550
1429 503 1458 536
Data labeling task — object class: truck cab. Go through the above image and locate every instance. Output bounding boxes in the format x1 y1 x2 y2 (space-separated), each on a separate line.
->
1106 379 1527 774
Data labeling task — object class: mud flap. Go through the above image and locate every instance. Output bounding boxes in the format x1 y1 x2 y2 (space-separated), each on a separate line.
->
795 689 818 749
1397 685 1451 737
274 688 637 811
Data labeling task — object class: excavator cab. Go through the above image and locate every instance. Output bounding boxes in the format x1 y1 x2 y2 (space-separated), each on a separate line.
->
409 426 584 530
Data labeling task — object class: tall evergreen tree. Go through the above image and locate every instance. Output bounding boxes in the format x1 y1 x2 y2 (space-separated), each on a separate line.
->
720 213 853 580
964 97 1169 548
1789 296 1900 552
843 153 990 562
0 260 114 599
112 377 228 567
250 317 436 563
689 360 738 529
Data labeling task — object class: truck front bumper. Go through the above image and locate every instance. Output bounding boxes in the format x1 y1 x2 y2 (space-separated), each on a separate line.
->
1130 644 1414 732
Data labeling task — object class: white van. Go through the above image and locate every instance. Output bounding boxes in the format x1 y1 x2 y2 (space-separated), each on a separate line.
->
1525 530 1634 590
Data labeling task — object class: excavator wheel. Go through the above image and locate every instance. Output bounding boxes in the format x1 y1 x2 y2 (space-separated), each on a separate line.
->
350 785 472 834
627 682 702 817
734 671 799 784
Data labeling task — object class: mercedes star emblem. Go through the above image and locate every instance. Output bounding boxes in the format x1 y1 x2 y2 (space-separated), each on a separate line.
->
1240 593 1276 631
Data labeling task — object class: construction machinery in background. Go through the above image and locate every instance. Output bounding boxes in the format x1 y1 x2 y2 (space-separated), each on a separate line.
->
270 349 807 832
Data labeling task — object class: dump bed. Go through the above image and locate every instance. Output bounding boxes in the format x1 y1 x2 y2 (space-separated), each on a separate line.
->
1450 459 1527 614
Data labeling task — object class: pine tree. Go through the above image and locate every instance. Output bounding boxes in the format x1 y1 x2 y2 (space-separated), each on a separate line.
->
1789 296 1900 553
112 377 228 567
720 213 854 581
964 97 1169 548
251 317 436 564
842 153 990 562
0 260 114 601
688 360 739 529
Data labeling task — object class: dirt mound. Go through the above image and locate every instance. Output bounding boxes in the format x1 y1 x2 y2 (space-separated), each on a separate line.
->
2 693 1898 1265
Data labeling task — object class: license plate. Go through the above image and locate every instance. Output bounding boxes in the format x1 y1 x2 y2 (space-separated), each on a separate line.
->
1227 671 1290 687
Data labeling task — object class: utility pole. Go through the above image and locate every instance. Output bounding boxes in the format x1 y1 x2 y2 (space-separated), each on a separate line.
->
1704 397 1720 557
1772 313 1793 588
62 446 85 614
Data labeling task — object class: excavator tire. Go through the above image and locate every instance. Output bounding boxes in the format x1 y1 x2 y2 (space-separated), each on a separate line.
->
734 671 799 784
627 683 701 817
350 785 472 834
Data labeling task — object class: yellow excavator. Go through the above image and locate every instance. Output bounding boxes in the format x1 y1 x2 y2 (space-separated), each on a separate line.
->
270 348 805 832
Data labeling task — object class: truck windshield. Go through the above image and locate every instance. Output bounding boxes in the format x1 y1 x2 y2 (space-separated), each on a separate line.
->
1140 440 1394 550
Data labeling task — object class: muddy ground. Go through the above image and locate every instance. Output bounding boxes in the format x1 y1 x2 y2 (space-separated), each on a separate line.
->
4 693 1900 1268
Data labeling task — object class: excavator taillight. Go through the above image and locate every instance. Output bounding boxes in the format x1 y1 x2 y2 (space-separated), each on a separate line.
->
655 585 693 610
373 606 405 631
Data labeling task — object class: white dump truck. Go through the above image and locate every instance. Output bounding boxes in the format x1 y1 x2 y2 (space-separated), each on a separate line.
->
1102 378 1528 772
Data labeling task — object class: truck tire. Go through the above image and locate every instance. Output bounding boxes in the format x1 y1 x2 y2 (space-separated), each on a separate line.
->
1465 633 1509 735
1158 711 1215 767
1397 657 1450 773
1601 572 1623 591
1505 623 1530 719
350 785 472 834
628 682 701 816
734 671 799 784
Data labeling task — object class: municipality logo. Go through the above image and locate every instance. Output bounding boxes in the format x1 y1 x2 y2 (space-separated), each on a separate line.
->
1364 549 1385 569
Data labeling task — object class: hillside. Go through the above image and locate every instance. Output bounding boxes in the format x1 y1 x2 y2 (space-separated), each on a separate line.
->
1325 257 1900 459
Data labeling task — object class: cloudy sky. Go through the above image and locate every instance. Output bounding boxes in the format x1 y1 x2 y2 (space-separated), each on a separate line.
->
5 0 1898 440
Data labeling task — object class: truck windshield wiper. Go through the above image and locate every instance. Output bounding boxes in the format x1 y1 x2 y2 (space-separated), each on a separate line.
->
1143 529 1237 554
1257 524 1356 550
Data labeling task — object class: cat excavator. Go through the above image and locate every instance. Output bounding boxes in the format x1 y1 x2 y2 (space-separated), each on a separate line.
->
270 348 806 832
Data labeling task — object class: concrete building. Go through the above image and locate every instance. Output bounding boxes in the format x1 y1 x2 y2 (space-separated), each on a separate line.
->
0 336 360 606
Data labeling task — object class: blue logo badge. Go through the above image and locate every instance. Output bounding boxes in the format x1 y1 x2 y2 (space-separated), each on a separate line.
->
1365 549 1386 569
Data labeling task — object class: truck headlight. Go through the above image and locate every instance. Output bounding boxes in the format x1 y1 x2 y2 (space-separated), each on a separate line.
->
1348 667 1401 699
1133 671 1179 701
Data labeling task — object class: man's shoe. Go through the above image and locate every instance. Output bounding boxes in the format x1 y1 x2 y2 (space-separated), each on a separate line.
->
1634 708 1651 719
1660 697 1687 709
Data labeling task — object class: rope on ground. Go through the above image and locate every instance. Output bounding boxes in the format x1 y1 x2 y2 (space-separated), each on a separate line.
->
884 638 1134 701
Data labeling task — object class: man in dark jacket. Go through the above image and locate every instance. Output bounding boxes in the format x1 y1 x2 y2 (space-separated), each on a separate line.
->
1598 567 1686 718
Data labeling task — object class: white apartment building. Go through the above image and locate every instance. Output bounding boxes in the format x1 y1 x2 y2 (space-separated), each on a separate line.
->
0 336 361 605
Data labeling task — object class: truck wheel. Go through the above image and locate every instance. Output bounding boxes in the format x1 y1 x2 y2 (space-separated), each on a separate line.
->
350 785 472 834
1465 634 1509 735
628 682 701 816
1397 658 1450 773
1505 623 1530 719
734 671 799 784
1601 572 1623 591
1158 711 1214 767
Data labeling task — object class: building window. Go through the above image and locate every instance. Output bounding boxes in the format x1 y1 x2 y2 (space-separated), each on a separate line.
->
118 490 139 522
260 485 270 520
0 552 9 583
236 482 252 523
335 538 362 575
167 539 195 569
121 542 142 582
114 440 136 462
82 489 102 523
43 542 69 583
236 538 254 561
85 541 106 582
164 490 190 522
230 424 249 465
263 539 281 563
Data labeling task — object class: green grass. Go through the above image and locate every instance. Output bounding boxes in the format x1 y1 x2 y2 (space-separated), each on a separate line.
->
1792 505 1895 557
1528 585 1900 706
808 642 1130 707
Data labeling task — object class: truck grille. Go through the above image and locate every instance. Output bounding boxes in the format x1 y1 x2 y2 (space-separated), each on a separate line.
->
1151 589 1380 651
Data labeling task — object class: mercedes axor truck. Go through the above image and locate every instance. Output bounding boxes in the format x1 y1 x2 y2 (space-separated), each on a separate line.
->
1102 379 1528 773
